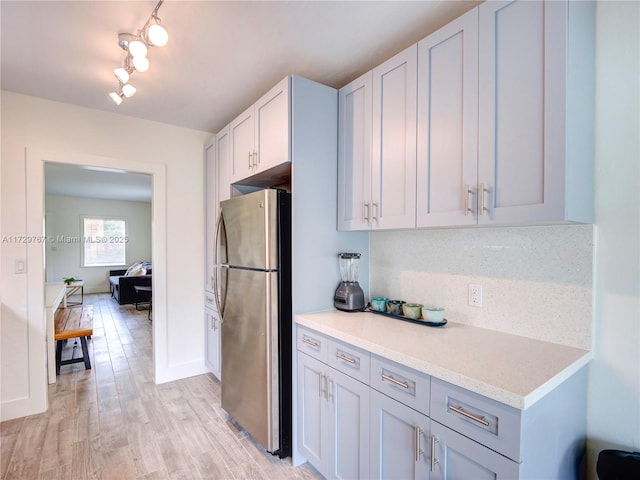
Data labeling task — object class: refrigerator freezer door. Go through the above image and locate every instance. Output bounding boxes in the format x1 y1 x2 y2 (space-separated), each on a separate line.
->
220 189 278 270
221 268 280 452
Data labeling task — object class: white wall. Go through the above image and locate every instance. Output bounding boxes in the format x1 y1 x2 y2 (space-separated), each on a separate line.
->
586 1 640 477
45 195 152 293
1 91 211 420
371 225 593 349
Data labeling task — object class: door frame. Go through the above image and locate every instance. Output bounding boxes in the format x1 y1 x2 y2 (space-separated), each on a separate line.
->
26 148 167 400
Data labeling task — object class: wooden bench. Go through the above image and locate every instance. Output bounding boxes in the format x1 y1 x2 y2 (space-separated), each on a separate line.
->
54 305 93 375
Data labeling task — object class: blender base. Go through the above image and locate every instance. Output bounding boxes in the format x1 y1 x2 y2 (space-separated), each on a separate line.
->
334 282 365 312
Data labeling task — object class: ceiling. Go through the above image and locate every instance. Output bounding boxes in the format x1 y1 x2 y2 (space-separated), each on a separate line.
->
44 163 153 202
3 0 479 202
1 0 479 134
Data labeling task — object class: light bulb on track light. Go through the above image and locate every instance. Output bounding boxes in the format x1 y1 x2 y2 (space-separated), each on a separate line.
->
132 55 150 72
122 84 136 98
114 67 130 84
128 39 147 58
147 22 168 47
109 92 123 105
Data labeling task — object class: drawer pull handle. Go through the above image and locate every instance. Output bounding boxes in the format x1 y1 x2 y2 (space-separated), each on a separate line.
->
335 352 357 364
449 405 490 427
303 337 320 349
381 373 409 389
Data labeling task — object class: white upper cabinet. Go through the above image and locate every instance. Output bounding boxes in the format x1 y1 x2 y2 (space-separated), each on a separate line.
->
342 0 594 230
204 136 217 293
338 45 417 231
229 77 290 183
416 8 478 228
337 71 372 231
478 0 594 225
216 126 230 203
372 45 418 230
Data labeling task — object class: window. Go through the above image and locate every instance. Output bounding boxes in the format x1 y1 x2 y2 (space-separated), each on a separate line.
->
82 217 127 267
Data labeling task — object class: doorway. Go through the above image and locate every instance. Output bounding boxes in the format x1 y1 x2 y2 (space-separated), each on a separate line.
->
26 149 167 393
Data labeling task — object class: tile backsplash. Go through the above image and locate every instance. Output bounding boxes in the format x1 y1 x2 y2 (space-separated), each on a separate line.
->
370 225 593 350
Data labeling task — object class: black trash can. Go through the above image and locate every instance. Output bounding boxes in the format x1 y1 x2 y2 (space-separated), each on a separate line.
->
597 450 640 479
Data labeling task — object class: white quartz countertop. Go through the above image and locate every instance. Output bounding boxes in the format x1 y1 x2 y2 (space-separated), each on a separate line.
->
295 310 592 410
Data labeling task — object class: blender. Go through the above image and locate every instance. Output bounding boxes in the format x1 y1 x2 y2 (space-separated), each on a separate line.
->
334 253 365 312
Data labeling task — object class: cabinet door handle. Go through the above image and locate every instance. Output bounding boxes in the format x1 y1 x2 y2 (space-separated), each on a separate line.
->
449 405 490 426
335 352 357 364
248 151 253 169
253 150 258 166
302 337 320 349
363 201 370 223
430 435 439 472
479 183 490 216
372 201 379 222
381 373 409 389
320 374 328 400
327 376 334 403
463 184 472 215
414 426 424 462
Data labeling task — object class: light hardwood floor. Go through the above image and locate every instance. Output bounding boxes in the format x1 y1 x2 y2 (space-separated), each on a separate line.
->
1 294 321 480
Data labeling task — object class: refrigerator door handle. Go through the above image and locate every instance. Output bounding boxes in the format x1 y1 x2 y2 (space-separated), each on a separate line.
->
212 210 228 319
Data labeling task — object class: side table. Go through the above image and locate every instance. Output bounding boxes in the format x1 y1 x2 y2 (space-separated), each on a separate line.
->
65 280 84 306
134 285 152 321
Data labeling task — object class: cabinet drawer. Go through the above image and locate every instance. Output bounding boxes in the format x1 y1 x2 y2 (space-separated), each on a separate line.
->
370 355 430 415
327 338 370 384
296 326 328 362
430 378 522 462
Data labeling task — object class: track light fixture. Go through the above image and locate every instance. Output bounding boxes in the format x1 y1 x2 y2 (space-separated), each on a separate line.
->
109 0 168 105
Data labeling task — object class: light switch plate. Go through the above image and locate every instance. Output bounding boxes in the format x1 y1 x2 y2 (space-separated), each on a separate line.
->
15 259 27 274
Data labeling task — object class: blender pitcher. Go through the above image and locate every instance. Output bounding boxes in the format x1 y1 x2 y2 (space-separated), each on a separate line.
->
334 253 365 311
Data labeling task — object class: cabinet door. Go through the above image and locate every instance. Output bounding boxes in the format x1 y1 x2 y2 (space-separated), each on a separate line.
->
337 71 372 231
255 77 290 174
417 8 478 227
371 44 417 230
327 368 370 480
204 138 217 292
216 126 231 202
430 421 519 480
478 0 566 225
370 390 429 480
297 352 328 474
229 105 254 183
204 306 221 380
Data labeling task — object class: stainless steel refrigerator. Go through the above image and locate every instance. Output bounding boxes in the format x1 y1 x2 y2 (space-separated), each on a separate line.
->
213 188 292 458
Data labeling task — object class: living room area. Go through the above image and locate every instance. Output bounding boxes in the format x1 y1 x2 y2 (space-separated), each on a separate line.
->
45 163 153 304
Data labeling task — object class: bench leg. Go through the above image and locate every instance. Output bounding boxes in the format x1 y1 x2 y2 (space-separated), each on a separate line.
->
80 336 91 370
56 340 63 375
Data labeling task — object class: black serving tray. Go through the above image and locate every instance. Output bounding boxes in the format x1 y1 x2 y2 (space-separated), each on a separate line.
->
364 306 447 327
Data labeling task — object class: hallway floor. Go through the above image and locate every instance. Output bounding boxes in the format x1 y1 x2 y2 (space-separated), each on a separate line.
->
0 294 321 479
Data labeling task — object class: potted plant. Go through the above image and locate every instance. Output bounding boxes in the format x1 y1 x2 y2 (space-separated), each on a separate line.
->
62 276 77 285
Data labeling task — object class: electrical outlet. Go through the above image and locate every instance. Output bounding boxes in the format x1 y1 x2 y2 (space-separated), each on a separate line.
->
468 284 482 307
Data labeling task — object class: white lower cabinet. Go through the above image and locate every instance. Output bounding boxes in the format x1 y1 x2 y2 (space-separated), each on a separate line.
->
204 302 221 380
296 325 586 480
430 420 518 480
297 351 370 479
370 389 430 480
